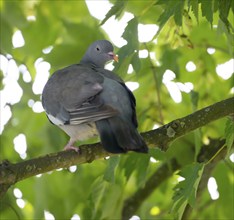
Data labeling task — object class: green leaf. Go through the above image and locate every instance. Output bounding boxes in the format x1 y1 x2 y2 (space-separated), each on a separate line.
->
172 163 204 220
190 90 199 111
218 0 232 32
103 156 120 183
188 0 199 22
173 1 185 25
62 19 103 44
100 185 122 219
135 154 150 186
125 0 162 23
200 0 213 26
217 19 234 49
225 118 234 154
149 148 166 161
212 163 234 219
122 17 139 48
160 46 181 77
114 17 140 73
190 90 202 161
132 51 141 73
100 0 126 26
0 15 13 54
90 176 107 215
1 1 28 29
156 0 185 32
123 153 150 187
114 50 135 77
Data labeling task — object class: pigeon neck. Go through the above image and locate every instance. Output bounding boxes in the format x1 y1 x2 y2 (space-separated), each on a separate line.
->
80 59 104 69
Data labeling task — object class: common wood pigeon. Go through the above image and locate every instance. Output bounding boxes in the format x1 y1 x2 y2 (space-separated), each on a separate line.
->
42 40 148 154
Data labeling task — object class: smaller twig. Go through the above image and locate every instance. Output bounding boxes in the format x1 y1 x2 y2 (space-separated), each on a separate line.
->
122 158 180 220
144 43 164 124
182 139 228 220
123 139 228 220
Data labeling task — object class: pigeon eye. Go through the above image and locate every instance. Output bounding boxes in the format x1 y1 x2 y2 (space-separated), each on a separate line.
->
96 46 100 51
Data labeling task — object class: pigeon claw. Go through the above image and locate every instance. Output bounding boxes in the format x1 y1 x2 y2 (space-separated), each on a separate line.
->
64 145 79 152
63 139 80 153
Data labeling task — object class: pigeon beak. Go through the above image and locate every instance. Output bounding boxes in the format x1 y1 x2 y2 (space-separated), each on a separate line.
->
108 52 119 62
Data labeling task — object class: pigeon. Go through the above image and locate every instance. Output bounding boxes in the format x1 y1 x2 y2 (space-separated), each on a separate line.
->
42 40 148 154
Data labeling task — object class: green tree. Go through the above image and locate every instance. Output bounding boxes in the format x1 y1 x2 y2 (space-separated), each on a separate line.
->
0 1 233 220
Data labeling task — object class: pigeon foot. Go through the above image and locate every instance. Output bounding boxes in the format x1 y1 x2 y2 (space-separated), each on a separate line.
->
64 145 80 152
64 140 80 153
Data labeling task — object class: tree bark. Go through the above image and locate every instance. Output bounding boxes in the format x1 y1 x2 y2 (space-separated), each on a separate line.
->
0 97 233 198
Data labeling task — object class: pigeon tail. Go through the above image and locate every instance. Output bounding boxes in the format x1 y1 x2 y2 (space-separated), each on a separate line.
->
96 117 148 154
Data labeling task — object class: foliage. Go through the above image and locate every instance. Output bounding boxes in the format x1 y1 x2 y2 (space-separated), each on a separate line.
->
171 163 204 219
0 0 233 220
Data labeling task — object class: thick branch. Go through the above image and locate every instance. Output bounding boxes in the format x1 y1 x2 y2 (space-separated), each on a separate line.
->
0 143 109 198
0 97 233 198
146 97 234 150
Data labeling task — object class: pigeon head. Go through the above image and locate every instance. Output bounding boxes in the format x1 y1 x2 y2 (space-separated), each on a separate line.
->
80 40 118 68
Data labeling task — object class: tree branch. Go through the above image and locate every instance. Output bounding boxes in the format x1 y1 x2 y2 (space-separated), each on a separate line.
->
144 42 164 124
147 97 233 150
122 158 180 220
122 138 229 220
0 97 233 198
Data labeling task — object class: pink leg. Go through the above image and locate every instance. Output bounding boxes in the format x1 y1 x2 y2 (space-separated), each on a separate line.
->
63 139 80 152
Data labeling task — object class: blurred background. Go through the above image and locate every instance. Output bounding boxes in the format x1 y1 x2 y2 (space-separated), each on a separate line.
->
0 1 233 219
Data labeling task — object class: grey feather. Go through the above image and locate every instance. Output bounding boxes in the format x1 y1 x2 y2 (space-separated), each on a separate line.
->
42 40 148 153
